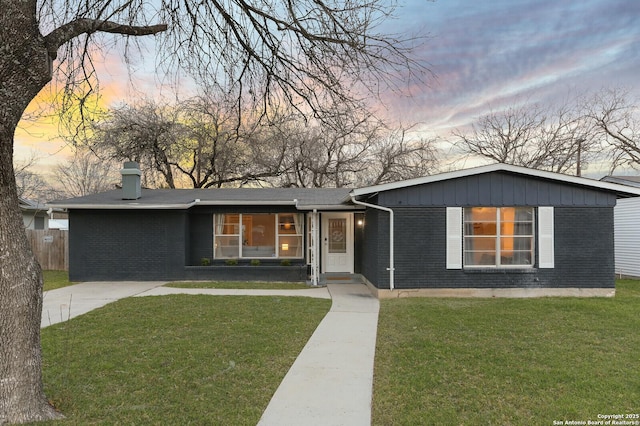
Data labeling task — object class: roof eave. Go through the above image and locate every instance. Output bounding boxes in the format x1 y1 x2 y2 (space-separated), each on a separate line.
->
350 163 640 199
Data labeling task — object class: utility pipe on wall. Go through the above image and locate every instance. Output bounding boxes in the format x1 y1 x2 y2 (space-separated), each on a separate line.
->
349 195 395 291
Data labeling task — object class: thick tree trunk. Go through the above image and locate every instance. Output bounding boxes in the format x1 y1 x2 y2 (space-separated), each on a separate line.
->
0 1 64 423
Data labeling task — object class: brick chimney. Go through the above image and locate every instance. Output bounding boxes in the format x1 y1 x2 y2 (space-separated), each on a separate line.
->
121 161 141 200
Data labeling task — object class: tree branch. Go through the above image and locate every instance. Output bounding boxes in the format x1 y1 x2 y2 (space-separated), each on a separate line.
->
45 19 167 56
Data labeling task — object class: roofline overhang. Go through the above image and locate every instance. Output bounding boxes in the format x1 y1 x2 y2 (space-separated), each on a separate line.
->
350 163 640 199
48 199 359 210
295 204 364 211
601 176 640 189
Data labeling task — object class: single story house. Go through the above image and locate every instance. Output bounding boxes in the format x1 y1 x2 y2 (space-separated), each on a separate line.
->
601 175 640 279
20 197 50 230
49 162 640 297
20 197 68 230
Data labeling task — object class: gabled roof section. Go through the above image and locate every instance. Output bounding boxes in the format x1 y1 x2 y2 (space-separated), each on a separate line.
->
19 197 47 211
48 187 357 210
350 163 640 199
601 175 640 189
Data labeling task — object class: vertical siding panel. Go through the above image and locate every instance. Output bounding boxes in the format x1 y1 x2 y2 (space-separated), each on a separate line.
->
420 183 432 205
526 179 540 205
572 187 585 206
548 183 562 205
614 198 640 277
561 186 573 205
455 178 467 205
583 189 596 205
490 173 502 205
513 176 527 205
443 180 456 205
467 176 479 206
503 174 515 205
431 182 444 205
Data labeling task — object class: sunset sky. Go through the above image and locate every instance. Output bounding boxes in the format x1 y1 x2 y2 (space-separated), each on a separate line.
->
14 0 640 175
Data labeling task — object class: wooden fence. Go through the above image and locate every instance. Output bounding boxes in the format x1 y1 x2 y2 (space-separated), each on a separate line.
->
25 229 69 271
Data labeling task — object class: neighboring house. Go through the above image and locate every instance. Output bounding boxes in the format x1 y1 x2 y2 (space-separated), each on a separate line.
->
20 197 68 230
49 162 640 297
601 175 640 279
19 197 50 230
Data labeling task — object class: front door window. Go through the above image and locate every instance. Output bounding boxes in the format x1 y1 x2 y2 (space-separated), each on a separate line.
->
328 218 347 253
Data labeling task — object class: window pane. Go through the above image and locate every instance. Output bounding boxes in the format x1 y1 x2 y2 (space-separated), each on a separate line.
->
279 214 297 234
214 236 239 258
465 251 495 265
504 222 533 235
464 207 496 222
464 207 497 236
500 237 532 251
216 214 240 235
328 218 347 253
242 214 276 257
501 207 533 221
464 236 496 251
508 251 532 265
279 236 303 258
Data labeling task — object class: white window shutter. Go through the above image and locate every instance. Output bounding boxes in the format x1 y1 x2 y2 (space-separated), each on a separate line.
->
538 206 555 268
446 207 463 269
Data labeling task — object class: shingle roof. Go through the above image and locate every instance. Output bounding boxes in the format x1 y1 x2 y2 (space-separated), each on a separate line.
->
49 187 356 210
51 164 640 211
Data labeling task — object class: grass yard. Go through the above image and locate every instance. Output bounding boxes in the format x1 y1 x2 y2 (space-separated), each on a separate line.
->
372 280 640 425
39 295 331 425
43 270 74 291
165 281 310 290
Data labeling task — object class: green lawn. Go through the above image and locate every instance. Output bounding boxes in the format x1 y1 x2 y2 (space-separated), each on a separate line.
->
42 270 75 291
37 277 640 424
372 280 640 425
39 295 331 425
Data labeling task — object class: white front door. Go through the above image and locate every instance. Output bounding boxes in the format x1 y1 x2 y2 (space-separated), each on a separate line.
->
321 213 354 273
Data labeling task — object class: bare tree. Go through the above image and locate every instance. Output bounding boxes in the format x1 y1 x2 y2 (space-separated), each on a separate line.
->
362 128 439 185
173 96 284 187
582 87 640 171
85 97 285 188
87 100 186 188
260 109 439 188
14 153 48 201
0 1 425 421
52 149 118 197
453 101 599 175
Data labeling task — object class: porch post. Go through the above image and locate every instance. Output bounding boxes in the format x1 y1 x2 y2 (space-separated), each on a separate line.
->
310 210 319 286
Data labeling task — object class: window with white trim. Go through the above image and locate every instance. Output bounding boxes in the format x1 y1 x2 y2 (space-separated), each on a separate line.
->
447 206 554 270
213 213 304 259
463 207 535 267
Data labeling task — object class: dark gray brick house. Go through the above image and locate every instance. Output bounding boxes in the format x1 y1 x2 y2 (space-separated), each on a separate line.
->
49 162 640 297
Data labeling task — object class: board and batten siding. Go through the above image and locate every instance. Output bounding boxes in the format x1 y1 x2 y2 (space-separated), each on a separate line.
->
378 171 617 207
614 197 640 278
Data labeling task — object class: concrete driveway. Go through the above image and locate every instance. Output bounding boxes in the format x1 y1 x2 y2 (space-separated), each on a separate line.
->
41 281 165 328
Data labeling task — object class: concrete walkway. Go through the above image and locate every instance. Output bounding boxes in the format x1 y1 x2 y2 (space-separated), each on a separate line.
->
258 284 380 426
41 281 165 328
40 282 380 426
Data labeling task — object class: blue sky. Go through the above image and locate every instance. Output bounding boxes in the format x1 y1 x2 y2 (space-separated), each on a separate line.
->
380 0 640 135
15 0 640 168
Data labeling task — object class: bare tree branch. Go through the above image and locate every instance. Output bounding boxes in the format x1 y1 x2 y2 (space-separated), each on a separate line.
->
45 19 166 56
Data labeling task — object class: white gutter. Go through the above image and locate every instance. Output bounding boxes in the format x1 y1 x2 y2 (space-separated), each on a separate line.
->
349 194 395 291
